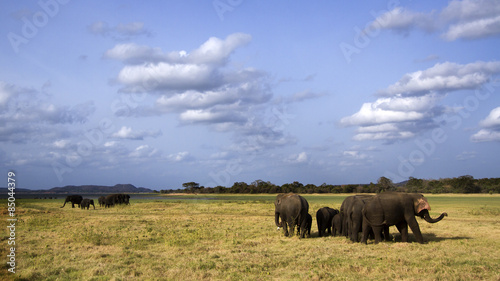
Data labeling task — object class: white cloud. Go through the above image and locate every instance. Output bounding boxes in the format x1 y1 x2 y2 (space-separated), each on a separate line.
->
470 129 500 142
380 61 500 96
365 1 500 41
53 140 69 149
478 106 500 128
340 60 500 142
129 145 160 158
441 0 500 40
112 126 162 140
286 152 308 164
471 107 500 142
367 7 435 34
167 151 191 162
339 97 429 127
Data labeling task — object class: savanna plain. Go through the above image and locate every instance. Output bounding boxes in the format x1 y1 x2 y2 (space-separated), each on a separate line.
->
1 194 499 280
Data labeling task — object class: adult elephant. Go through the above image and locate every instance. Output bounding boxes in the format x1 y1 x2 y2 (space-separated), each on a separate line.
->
361 192 447 244
105 193 130 207
274 193 309 238
98 196 106 207
316 207 339 237
80 199 95 210
60 195 83 208
342 195 390 242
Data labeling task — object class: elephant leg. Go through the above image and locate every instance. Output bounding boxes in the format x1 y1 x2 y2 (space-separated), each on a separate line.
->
372 226 384 244
407 217 424 243
282 221 289 237
383 225 391 242
396 221 408 242
361 222 370 244
287 221 295 237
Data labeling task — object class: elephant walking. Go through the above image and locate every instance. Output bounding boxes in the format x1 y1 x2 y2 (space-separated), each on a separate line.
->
80 199 95 210
361 192 447 244
316 207 339 237
60 195 83 208
274 193 309 238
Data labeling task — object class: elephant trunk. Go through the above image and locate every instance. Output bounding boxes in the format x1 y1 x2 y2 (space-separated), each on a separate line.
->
275 212 282 228
421 210 448 223
60 201 67 208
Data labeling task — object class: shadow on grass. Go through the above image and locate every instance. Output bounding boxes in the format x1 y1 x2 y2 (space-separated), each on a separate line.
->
391 233 473 243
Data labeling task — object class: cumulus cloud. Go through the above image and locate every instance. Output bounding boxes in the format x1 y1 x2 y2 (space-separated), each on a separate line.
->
471 107 500 142
106 33 252 94
111 126 162 140
341 61 499 142
106 33 293 152
285 152 308 164
441 0 500 40
366 1 500 41
367 7 435 34
380 61 500 96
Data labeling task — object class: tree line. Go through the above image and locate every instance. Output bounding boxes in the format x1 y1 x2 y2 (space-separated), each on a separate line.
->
158 175 500 194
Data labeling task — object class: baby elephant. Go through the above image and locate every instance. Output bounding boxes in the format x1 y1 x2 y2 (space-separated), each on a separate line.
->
80 199 95 210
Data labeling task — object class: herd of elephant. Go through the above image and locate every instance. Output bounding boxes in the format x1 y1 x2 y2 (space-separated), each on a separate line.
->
60 194 131 210
274 192 448 244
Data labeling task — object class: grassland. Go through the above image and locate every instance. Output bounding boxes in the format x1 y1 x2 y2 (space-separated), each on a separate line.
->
1 194 499 280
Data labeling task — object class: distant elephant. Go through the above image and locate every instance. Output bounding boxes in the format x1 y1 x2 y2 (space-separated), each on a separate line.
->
361 192 448 244
331 213 342 236
80 199 95 210
274 193 309 238
105 193 130 207
316 207 339 237
60 195 83 208
98 196 106 207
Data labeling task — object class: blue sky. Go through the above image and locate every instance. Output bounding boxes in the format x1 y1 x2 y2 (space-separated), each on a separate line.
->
1 0 500 190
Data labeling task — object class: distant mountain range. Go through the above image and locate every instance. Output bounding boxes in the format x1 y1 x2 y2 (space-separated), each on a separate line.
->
1 184 155 194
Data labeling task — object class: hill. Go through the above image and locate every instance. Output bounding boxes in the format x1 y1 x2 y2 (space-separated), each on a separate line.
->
2 184 154 194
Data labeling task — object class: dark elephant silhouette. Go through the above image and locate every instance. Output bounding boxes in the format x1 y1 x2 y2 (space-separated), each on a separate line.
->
80 199 95 210
316 207 339 237
61 195 83 208
105 193 130 207
98 196 106 207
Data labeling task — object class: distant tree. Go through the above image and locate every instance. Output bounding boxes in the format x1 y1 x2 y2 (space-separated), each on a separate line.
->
453 175 479 193
377 177 394 192
183 182 200 193
407 177 424 192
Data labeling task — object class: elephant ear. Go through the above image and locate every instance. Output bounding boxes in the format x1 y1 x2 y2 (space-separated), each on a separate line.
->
415 196 431 214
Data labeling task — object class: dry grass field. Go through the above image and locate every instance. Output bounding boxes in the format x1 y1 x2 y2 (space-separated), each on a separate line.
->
1 194 499 280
